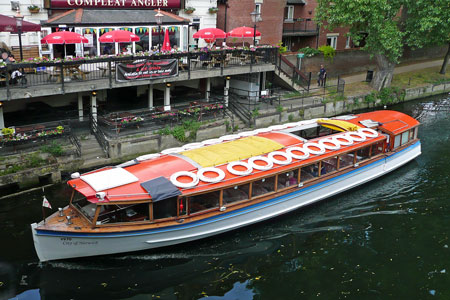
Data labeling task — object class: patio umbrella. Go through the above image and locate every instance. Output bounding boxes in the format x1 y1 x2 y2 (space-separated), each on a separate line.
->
98 30 140 43
161 28 171 52
227 26 261 46
0 14 41 32
41 31 88 57
193 28 226 44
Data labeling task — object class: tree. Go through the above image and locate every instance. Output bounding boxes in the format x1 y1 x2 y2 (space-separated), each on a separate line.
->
405 0 450 74
315 0 449 90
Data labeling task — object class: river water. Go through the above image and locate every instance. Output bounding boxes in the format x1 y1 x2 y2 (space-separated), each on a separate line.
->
1 94 449 300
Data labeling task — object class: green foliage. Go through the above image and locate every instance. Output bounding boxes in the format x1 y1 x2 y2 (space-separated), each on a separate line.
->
1 127 14 137
276 105 284 113
298 47 321 57
233 125 239 132
224 120 231 132
157 126 171 136
171 126 187 142
27 153 46 167
288 114 294 122
364 91 377 104
276 41 287 54
157 120 201 142
40 141 64 156
251 107 260 118
318 45 336 61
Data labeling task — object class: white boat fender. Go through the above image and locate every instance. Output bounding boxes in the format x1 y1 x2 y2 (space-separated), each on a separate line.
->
331 134 354 146
357 128 379 138
227 161 253 176
286 147 310 160
197 167 226 183
344 131 366 142
318 138 341 150
303 142 326 155
268 151 293 165
248 156 274 171
170 171 199 189
161 147 185 155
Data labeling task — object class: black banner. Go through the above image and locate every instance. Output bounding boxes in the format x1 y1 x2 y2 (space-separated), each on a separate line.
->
116 59 178 82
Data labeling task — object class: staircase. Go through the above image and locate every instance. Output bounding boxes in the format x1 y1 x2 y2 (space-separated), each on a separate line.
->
80 134 109 168
274 54 311 92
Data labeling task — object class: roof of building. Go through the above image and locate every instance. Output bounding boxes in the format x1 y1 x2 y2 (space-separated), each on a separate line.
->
43 9 189 26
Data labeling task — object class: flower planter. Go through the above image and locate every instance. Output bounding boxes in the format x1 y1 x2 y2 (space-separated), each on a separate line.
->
185 10 194 14
28 8 40 14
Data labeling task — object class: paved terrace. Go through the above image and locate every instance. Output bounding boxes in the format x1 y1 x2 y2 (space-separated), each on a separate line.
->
0 48 278 101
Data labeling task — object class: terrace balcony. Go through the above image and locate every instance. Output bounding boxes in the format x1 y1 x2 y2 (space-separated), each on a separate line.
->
282 19 318 36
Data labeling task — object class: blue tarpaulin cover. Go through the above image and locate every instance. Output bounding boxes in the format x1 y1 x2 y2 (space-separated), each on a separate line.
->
140 176 181 202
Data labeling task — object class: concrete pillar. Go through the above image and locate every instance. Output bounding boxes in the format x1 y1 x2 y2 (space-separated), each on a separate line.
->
224 76 230 107
0 105 4 129
91 92 97 121
206 77 211 102
148 84 154 109
261 72 266 91
77 93 84 122
164 84 171 111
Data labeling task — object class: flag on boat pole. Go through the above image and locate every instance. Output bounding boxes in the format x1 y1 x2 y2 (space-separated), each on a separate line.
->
42 195 52 224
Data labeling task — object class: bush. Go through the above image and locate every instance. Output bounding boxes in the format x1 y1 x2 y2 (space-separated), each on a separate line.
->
276 41 287 54
41 141 64 156
318 45 336 61
298 47 321 57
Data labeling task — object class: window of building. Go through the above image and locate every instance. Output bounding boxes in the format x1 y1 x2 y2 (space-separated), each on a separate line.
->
326 36 338 49
285 6 294 21
223 184 250 205
255 3 262 15
189 191 220 214
339 152 355 168
345 36 351 49
252 176 276 198
278 169 299 189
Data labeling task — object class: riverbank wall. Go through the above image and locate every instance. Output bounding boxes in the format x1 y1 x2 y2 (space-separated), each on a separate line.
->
1 81 449 194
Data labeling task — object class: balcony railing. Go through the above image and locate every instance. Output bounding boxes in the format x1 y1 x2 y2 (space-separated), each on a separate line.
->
283 19 318 35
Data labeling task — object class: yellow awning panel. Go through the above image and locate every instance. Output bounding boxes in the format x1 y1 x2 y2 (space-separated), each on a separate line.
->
317 119 361 132
181 136 284 167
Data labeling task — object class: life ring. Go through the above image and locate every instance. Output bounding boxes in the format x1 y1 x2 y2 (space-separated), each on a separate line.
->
344 131 366 142
254 128 272 134
197 167 226 183
136 153 161 161
268 151 293 165
303 142 326 155
358 128 379 138
238 131 257 137
161 147 185 155
227 161 253 176
202 138 222 145
219 134 240 141
331 134 354 146
318 138 341 150
170 171 199 189
248 156 274 171
268 124 289 131
286 147 310 160
183 142 203 150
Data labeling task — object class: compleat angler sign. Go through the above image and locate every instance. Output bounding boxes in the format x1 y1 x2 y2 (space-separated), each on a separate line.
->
51 0 181 9
116 59 178 82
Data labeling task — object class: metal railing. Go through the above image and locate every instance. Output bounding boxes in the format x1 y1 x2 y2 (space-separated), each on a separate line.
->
68 132 82 157
283 19 318 34
89 114 110 158
276 54 311 91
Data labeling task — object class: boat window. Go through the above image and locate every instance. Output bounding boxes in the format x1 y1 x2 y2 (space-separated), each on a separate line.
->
251 176 275 198
223 183 250 205
72 192 96 222
321 157 338 175
394 134 401 148
413 127 418 140
401 131 409 145
97 203 150 224
357 146 371 162
278 169 299 189
153 197 178 220
189 191 220 214
339 152 355 168
300 162 320 182
372 141 384 156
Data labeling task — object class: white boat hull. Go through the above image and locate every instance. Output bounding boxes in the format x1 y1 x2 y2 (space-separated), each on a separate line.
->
32 141 421 261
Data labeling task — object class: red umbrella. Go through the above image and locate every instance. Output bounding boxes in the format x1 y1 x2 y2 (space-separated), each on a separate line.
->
227 26 261 38
41 31 88 57
98 30 140 43
161 28 171 52
193 28 226 41
0 14 41 32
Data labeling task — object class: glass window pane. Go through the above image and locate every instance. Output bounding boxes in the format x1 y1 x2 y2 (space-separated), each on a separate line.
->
190 191 220 214
252 176 275 198
394 135 401 148
223 184 250 205
339 152 354 168
372 141 384 156
357 147 371 162
98 203 150 224
300 162 319 182
321 157 338 175
401 131 409 145
278 169 299 189
153 197 177 219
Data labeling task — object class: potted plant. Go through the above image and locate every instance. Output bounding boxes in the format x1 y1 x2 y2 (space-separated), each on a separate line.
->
28 5 40 13
184 7 195 14
208 7 219 14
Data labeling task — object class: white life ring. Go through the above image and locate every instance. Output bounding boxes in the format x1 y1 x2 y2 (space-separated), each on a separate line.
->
183 142 203 150
227 161 253 176
268 151 293 165
248 156 274 171
303 142 326 155
238 131 257 137
170 171 199 189
219 134 240 141
197 167 226 183
344 131 366 142
318 138 341 150
358 128 379 138
161 147 185 155
268 124 289 131
332 134 354 146
202 138 222 145
286 147 310 160
136 153 161 161
254 128 272 134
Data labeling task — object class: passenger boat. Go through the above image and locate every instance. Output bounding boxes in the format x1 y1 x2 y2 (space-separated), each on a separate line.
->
31 110 421 261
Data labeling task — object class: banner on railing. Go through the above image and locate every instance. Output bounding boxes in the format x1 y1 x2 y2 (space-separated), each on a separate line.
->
116 59 178 82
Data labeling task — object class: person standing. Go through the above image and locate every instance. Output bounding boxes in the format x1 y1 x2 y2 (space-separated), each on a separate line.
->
318 64 327 87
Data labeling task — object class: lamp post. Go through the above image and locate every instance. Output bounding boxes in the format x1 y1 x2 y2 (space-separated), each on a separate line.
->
250 9 260 46
14 9 24 61
155 8 163 52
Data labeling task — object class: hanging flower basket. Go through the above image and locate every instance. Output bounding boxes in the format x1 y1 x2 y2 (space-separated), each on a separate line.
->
184 7 195 14
28 5 40 13
208 7 219 14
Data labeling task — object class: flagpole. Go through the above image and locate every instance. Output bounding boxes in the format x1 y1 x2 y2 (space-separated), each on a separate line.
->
42 205 46 224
